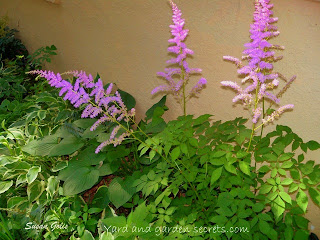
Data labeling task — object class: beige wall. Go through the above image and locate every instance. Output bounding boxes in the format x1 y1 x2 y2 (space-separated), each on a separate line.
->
1 0 320 235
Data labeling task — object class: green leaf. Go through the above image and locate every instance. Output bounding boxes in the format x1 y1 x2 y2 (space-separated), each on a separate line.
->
278 153 294 161
306 140 320 150
180 143 188 155
271 196 285 220
37 110 46 120
27 180 44 202
16 174 27 186
290 169 300 180
239 161 251 175
149 150 156 161
108 177 135 208
258 165 270 173
63 167 99 196
259 184 273 194
193 114 212 126
7 196 27 208
296 189 308 212
46 176 58 197
236 151 250 159
289 183 299 193
171 147 180 161
49 137 84 156
22 135 58 156
300 161 314 175
279 191 292 204
259 220 277 240
52 161 68 172
26 166 41 184
73 119 97 129
281 178 293 185
102 216 127 228
80 230 95 240
189 138 198 147
98 161 120 176
0 180 13 194
293 229 309 240
281 161 293 169
92 186 110 209
145 96 166 121
211 151 226 158
210 167 223 185
118 89 136 110
253 203 265 212
100 231 114 240
309 187 320 207
224 163 237 175
284 227 293 240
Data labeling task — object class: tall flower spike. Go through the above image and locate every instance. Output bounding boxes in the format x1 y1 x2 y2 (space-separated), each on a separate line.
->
29 70 135 153
221 0 294 125
152 1 206 114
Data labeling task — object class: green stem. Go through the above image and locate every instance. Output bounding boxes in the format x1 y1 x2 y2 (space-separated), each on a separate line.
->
259 97 265 140
247 82 260 152
182 70 187 116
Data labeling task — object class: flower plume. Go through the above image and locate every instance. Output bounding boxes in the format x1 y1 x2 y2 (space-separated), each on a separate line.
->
152 1 206 114
29 70 135 152
221 0 295 126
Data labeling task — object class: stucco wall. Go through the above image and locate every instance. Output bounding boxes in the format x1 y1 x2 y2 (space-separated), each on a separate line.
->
1 0 319 235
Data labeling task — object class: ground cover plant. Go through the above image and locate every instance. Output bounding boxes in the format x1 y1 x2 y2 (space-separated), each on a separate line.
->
0 0 320 240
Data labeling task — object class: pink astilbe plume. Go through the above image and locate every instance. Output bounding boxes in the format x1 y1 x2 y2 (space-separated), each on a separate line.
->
152 1 206 111
29 70 135 152
221 0 295 126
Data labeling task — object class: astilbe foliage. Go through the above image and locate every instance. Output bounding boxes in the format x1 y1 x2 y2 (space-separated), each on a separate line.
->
29 70 135 153
221 0 295 126
152 0 206 115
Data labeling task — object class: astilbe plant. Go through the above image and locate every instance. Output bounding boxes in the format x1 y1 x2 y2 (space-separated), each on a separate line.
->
29 70 135 153
221 0 296 150
152 0 207 115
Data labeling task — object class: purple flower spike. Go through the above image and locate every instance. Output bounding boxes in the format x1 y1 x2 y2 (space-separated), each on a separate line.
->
152 1 206 112
222 0 294 125
29 70 136 153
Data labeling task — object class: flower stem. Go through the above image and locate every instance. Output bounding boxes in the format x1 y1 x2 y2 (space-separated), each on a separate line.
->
247 81 260 152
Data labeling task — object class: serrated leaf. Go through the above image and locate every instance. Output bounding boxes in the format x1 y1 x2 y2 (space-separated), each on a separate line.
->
271 196 285 220
239 161 250 175
281 161 293 169
253 203 265 212
258 165 270 173
290 169 300 180
296 189 308 212
259 184 273 194
289 183 299 193
149 150 156 161
171 147 180 161
224 162 237 174
210 167 223 185
279 191 292 204
307 140 320 150
278 153 294 161
281 178 293 185
309 187 320 207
